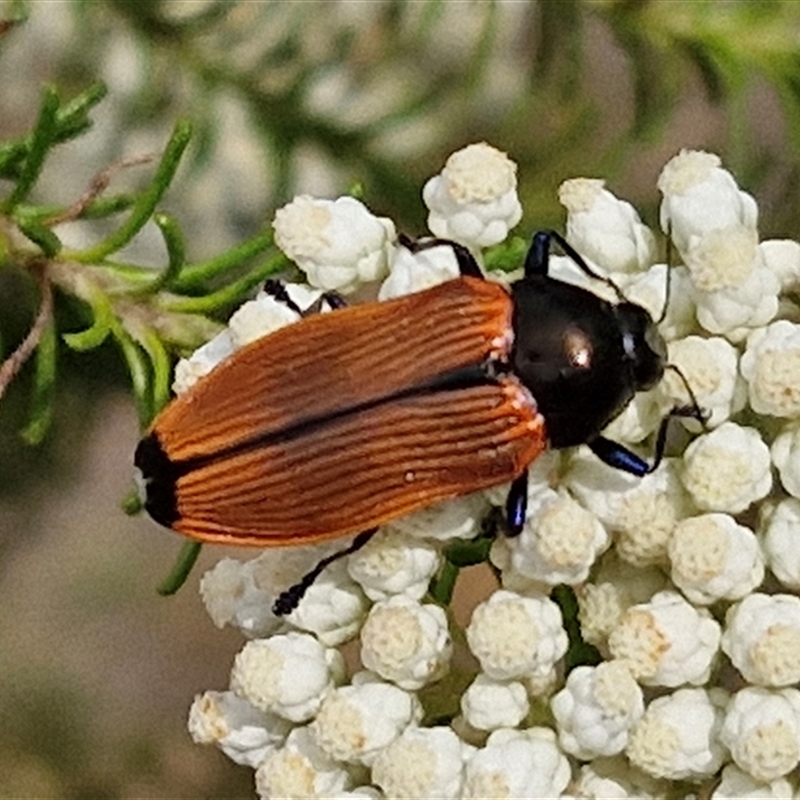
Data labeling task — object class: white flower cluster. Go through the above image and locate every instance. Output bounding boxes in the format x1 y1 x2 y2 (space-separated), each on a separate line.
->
184 144 800 797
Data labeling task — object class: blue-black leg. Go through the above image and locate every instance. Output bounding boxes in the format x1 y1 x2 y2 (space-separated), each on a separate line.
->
589 437 650 477
399 234 484 280
505 470 529 536
590 400 706 477
272 529 376 616
524 231 552 277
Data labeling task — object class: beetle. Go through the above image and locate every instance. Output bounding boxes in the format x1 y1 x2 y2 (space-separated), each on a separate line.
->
135 231 691 613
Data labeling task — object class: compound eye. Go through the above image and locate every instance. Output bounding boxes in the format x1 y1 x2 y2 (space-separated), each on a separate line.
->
645 321 667 363
635 322 666 390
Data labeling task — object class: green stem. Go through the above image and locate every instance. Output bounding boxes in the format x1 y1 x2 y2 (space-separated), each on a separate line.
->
159 251 290 313
157 541 203 595
68 119 192 264
172 228 275 291
5 85 60 211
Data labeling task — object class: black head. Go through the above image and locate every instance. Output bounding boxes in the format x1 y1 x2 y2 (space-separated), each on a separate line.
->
510 275 666 449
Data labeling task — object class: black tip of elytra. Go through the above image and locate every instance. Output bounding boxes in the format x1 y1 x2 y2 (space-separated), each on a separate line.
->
134 433 180 529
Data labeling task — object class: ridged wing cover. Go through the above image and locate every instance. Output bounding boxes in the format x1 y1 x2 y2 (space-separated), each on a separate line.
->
152 277 515 461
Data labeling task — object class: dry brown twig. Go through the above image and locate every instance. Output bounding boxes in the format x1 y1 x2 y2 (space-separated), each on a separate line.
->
0 262 54 401
45 152 158 226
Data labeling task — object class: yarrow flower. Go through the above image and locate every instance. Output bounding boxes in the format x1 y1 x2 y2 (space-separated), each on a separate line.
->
180 146 800 797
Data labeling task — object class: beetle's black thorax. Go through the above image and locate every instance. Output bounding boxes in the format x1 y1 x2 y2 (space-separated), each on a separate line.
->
510 275 664 448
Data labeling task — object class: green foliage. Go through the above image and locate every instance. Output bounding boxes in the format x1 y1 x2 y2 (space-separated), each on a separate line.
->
0 85 287 437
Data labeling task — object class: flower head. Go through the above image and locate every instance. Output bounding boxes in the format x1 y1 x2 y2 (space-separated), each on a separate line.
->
273 195 395 292
423 142 522 248
183 145 800 798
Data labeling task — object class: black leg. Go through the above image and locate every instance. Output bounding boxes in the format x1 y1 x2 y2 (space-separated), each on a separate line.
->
262 279 348 317
526 230 625 301
590 402 706 477
505 470 529 536
398 234 484 279
303 290 348 315
271 529 377 616
262 278 303 316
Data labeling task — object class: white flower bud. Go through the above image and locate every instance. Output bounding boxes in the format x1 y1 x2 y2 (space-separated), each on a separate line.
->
691 250 779 338
460 675 529 732
760 497 800 589
721 686 800 782
608 590 721 687
201 543 360 640
660 335 745 429
491 489 609 586
423 142 522 248
466 590 567 682
576 553 668 648
712 763 795 799
387 493 490 542
230 633 343 722
187 690 291 768
668 514 764 605
273 195 395 293
566 454 691 567
571 756 669 799
284 560 368 647
347 528 440 603
620 263 696 342
200 557 281 639
600 387 666 445
378 240 461 300
626 688 727 780
559 178 657 273
741 320 800 417
172 329 234 394
551 660 644 759
311 673 421 766
760 238 800 291
255 726 352 800
658 149 758 256
685 225 760 292
771 420 800 498
462 727 570 800
680 422 772 513
227 283 322 348
722 594 800 687
371 725 470 800
360 596 451 690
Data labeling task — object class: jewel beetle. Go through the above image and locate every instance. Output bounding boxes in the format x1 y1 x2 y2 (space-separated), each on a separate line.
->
135 231 692 613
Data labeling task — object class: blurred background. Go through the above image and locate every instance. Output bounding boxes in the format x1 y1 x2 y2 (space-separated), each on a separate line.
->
2 1 800 797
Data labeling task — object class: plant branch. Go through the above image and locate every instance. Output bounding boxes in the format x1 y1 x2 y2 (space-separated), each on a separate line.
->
0 263 54 401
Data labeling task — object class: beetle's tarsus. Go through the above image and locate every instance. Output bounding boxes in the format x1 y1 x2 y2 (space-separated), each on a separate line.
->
272 528 377 616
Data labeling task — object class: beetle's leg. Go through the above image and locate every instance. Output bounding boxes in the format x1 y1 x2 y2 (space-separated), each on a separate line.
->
527 230 625 300
590 404 706 476
589 436 650 477
398 233 484 279
505 470 529 537
262 278 304 315
271 528 376 616
303 291 348 315
524 231 552 277
262 278 348 316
